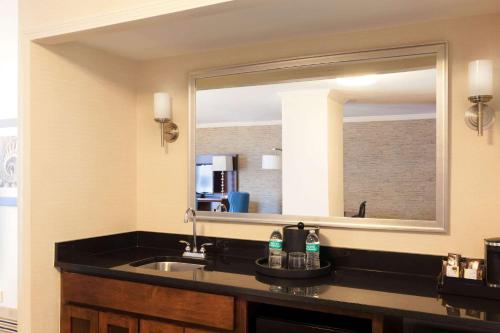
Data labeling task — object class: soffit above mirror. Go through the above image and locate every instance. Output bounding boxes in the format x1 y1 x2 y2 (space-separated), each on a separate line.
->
35 1 500 61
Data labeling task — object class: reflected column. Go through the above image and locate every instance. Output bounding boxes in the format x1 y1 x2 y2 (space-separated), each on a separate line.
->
279 89 345 217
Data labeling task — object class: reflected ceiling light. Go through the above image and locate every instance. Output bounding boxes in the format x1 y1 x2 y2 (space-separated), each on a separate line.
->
335 75 378 87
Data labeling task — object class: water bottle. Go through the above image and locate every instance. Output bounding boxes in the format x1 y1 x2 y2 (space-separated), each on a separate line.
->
268 229 283 268
306 230 320 270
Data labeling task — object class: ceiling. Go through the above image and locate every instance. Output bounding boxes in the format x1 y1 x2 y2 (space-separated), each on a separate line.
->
196 69 436 125
67 0 500 60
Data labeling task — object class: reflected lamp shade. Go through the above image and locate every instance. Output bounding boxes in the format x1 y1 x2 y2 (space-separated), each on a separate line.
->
153 92 172 119
262 155 281 170
468 60 493 96
212 156 233 171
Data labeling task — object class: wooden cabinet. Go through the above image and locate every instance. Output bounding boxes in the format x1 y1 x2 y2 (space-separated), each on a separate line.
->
60 272 383 333
61 305 98 333
62 272 235 331
61 306 215 333
60 271 241 333
184 329 219 333
140 320 183 333
99 312 138 333
62 306 140 333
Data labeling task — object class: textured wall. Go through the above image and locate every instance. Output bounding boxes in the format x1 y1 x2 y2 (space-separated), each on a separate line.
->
26 43 138 333
344 119 436 220
196 125 282 214
195 120 435 219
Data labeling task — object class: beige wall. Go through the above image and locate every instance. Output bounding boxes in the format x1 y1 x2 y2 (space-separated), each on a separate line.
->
24 43 138 332
136 13 500 258
344 119 436 220
196 125 282 214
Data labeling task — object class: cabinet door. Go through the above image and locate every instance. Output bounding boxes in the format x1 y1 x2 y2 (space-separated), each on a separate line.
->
61 305 99 333
140 320 184 333
98 312 138 333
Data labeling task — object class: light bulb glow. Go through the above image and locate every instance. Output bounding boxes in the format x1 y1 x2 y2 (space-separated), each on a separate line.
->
468 60 493 97
154 92 172 119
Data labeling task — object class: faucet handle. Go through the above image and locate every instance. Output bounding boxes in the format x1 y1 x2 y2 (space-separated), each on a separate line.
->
179 240 191 252
200 243 214 254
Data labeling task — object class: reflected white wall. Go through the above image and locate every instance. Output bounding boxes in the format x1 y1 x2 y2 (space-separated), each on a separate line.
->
281 89 343 216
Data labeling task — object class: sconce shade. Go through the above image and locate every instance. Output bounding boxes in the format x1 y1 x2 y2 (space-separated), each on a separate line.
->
262 155 281 170
154 92 172 119
468 60 493 96
212 155 233 171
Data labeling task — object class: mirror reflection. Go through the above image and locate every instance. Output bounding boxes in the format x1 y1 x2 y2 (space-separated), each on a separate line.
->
195 54 437 221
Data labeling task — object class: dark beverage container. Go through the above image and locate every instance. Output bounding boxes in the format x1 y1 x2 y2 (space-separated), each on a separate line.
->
485 238 500 288
283 222 319 254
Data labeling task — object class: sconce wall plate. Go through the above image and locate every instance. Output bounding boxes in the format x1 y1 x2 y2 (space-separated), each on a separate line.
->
155 118 179 146
466 95 495 136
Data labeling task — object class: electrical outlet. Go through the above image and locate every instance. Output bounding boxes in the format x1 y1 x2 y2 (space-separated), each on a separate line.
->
0 289 3 303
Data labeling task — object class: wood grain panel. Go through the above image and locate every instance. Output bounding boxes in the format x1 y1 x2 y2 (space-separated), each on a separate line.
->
140 320 184 333
233 298 248 333
62 272 234 331
99 312 138 333
61 305 98 333
372 315 384 333
185 328 219 333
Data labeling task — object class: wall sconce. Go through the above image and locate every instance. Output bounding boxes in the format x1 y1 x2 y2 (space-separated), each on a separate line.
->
154 92 179 146
466 60 495 136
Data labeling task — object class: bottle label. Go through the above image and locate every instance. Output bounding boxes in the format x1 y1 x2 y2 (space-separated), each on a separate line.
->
269 239 283 250
306 243 320 252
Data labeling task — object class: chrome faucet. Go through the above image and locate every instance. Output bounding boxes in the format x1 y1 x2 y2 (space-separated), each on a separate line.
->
181 208 212 259
184 208 198 251
215 203 227 212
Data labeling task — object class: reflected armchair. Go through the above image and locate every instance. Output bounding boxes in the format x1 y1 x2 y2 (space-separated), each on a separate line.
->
228 192 250 213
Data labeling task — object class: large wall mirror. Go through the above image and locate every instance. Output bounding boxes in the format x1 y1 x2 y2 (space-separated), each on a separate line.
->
188 43 448 232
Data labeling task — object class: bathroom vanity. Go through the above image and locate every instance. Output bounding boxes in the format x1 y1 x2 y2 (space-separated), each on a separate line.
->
55 232 500 333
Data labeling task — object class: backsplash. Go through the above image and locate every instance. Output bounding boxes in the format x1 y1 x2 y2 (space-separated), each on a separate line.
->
55 231 443 277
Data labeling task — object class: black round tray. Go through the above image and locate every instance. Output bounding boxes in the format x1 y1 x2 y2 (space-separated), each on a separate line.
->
255 273 331 287
255 257 332 279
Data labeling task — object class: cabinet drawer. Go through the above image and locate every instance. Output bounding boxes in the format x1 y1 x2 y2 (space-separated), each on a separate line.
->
62 272 235 331
140 319 184 333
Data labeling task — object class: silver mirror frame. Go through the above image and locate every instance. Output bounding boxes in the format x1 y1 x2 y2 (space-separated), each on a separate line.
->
188 42 448 233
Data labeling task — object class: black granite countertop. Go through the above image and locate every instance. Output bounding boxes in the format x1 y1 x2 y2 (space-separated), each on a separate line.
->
55 231 500 332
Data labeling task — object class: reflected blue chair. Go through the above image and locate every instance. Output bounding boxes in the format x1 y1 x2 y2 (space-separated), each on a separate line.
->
228 192 250 213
